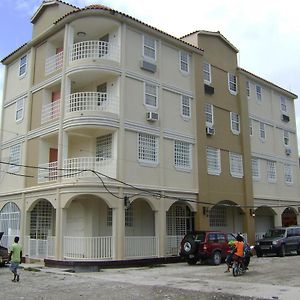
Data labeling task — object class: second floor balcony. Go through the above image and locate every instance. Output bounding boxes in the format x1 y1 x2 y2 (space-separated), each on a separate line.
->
41 99 60 124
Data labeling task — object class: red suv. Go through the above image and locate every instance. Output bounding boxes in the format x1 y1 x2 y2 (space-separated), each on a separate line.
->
179 231 235 265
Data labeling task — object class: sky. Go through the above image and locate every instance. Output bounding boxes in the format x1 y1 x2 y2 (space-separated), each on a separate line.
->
0 0 300 149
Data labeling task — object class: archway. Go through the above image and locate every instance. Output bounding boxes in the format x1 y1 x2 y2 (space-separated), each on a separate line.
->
282 207 297 227
254 206 276 240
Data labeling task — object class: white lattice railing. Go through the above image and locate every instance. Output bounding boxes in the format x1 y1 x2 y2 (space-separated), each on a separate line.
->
70 41 120 62
165 235 183 256
63 157 116 179
66 92 119 114
45 51 63 75
41 99 60 124
124 236 159 259
63 236 113 260
38 161 58 183
27 236 55 259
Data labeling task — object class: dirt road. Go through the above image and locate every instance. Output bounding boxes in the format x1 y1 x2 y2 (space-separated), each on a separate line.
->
1 255 299 300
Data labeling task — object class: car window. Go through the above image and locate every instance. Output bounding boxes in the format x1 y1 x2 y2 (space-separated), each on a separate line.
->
287 229 293 237
208 233 217 242
295 228 300 236
195 233 206 242
217 234 226 243
265 229 286 238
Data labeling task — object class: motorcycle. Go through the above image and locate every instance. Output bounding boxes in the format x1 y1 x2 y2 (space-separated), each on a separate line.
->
232 254 246 276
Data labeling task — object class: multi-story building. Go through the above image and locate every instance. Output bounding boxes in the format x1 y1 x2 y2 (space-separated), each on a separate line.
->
0 0 203 261
239 69 300 238
181 31 255 241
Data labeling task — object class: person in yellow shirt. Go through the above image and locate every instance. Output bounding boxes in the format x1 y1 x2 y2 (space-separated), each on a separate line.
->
9 236 22 282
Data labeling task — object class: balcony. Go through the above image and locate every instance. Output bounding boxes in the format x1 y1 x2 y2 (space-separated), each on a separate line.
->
38 161 58 183
41 99 60 124
45 51 63 75
70 41 120 63
65 92 119 115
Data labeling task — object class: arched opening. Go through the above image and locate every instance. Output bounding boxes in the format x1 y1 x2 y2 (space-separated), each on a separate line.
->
254 206 276 240
0 202 21 248
282 207 297 227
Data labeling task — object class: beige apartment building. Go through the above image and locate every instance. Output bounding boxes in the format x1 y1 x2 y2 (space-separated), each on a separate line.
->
0 0 203 261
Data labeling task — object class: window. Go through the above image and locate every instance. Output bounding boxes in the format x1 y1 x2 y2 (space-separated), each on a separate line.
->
174 140 192 170
259 122 265 140
180 51 189 73
138 133 158 164
280 96 287 112
284 164 293 184
230 112 240 134
107 207 112 226
205 103 214 126
251 158 260 180
125 205 133 227
229 152 244 178
96 134 112 160
143 35 156 61
145 82 158 108
9 144 21 172
207 147 221 175
256 85 262 102
203 62 211 84
19 55 27 77
181 95 191 118
15 98 25 122
283 130 289 146
249 119 253 136
228 73 237 94
246 81 250 98
209 207 226 227
267 160 276 183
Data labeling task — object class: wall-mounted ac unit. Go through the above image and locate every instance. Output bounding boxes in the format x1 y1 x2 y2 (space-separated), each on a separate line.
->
285 147 292 155
146 111 159 121
281 114 290 122
206 126 215 136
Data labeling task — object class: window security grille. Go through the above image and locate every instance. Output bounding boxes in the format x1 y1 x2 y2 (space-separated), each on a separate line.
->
267 160 276 182
138 133 158 163
229 152 244 178
9 144 21 171
174 140 191 169
96 134 112 160
209 206 226 227
284 164 293 184
251 158 260 180
207 147 221 175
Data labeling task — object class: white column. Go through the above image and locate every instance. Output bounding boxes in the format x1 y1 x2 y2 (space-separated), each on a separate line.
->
155 199 166 257
112 200 125 259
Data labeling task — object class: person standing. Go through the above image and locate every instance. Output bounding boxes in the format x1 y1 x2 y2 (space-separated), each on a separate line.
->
9 236 22 282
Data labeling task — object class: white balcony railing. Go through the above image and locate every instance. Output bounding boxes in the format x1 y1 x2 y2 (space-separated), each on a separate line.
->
66 92 119 114
38 161 58 183
45 51 63 75
63 236 113 260
70 41 120 62
165 235 183 256
124 236 159 259
41 99 60 124
27 236 55 259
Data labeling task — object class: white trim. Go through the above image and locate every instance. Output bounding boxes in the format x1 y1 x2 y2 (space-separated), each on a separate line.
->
144 82 158 110
228 73 237 95
15 97 25 123
18 54 27 78
179 50 190 74
205 103 214 127
163 129 195 144
229 152 244 178
230 112 240 135
206 147 221 176
203 62 211 85
143 34 156 62
125 120 160 136
267 160 277 183
181 95 191 120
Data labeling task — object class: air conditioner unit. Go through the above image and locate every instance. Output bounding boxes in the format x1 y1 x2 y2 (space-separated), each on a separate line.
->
206 126 215 136
281 114 290 122
146 111 159 121
285 147 292 155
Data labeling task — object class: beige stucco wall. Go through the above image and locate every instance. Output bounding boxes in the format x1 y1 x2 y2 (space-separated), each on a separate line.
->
33 42 47 86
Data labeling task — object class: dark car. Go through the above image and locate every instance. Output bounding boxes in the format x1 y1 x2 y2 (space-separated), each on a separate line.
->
179 231 236 265
255 226 300 257
0 232 9 266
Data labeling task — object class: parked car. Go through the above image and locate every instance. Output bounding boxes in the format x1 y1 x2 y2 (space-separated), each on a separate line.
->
255 226 300 257
179 231 236 265
0 232 9 267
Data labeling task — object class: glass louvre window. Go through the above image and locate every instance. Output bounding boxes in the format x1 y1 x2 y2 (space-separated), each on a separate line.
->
107 207 112 227
180 51 189 73
256 85 262 102
267 160 276 183
280 96 287 112
206 147 221 175
205 103 213 126
229 152 244 178
9 144 21 171
145 83 158 108
15 98 24 122
138 133 158 163
125 205 133 227
251 158 260 180
249 119 253 136
19 55 27 76
96 134 112 160
174 140 192 169
143 35 156 60
228 73 237 94
203 62 211 84
283 130 289 146
230 112 240 134
246 81 250 98
259 122 266 139
284 164 293 184
209 206 226 227
181 95 191 118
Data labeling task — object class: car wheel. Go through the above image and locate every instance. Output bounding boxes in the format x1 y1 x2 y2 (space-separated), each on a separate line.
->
211 251 222 265
256 250 263 258
278 244 286 257
182 237 197 256
187 258 198 265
